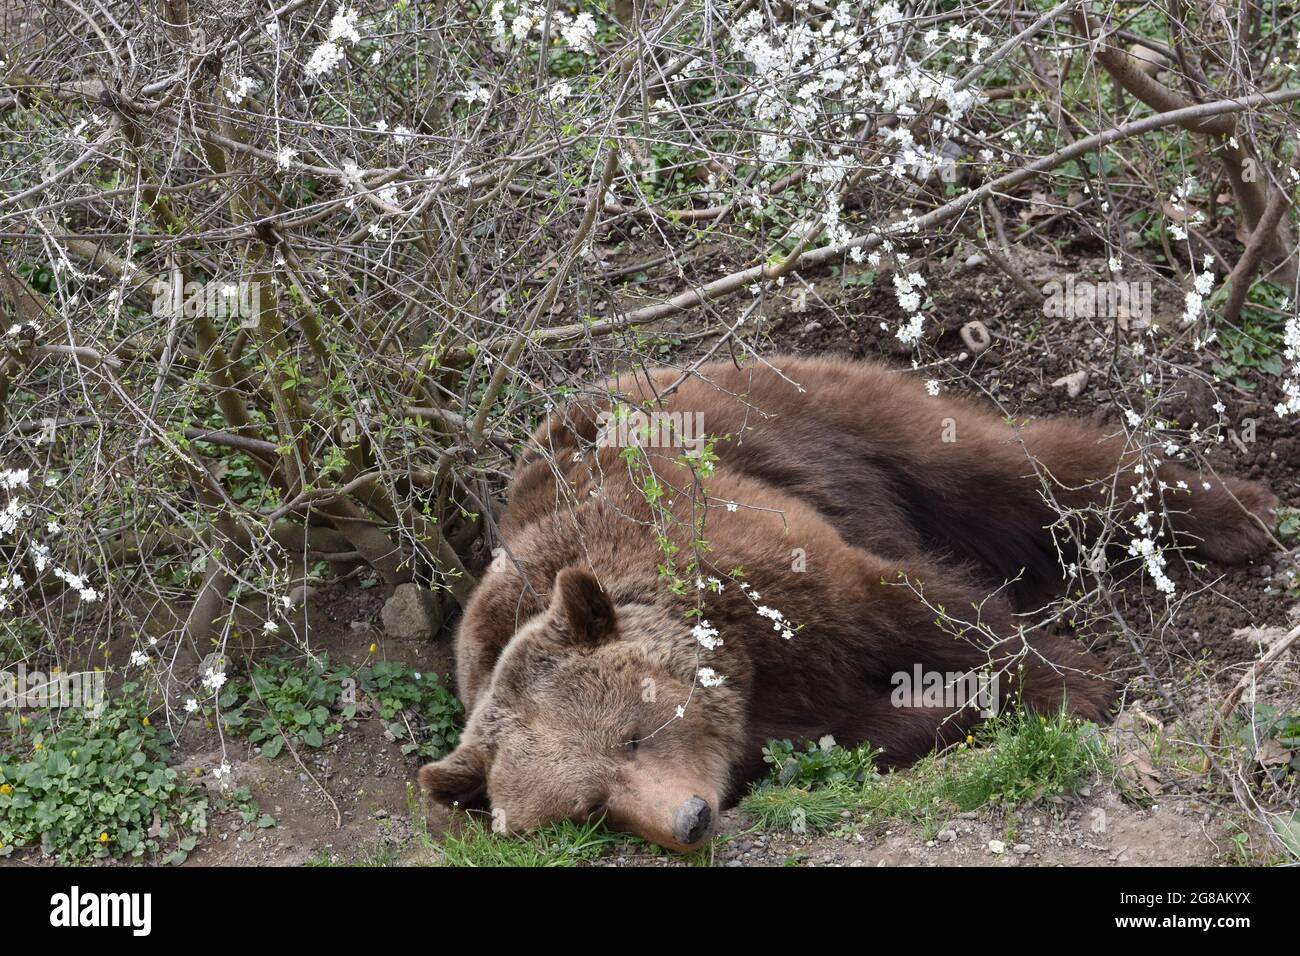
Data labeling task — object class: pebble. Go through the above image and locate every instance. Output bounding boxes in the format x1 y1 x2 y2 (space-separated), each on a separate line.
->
938 829 958 843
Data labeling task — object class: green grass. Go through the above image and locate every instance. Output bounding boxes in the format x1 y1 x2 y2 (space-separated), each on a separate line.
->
307 784 629 867
436 814 624 867
939 708 1110 810
740 784 860 833
742 706 1111 839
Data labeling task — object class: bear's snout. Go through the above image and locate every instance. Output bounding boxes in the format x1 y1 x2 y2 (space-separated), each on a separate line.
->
671 795 713 846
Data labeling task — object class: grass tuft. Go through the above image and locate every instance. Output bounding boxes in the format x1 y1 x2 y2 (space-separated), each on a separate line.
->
742 705 1111 838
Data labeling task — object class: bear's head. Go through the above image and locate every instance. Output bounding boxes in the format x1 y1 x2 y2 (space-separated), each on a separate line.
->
419 567 740 851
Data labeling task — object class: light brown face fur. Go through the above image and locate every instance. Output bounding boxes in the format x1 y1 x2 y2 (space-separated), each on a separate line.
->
419 569 735 852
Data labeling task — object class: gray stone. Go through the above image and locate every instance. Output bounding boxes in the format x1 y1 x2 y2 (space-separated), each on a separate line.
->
381 583 439 640
287 585 317 607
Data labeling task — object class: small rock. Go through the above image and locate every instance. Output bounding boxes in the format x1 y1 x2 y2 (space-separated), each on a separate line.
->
381 583 440 640
988 840 1006 855
1013 843 1031 855
938 829 958 843
286 585 317 607
1052 370 1089 398
960 320 992 355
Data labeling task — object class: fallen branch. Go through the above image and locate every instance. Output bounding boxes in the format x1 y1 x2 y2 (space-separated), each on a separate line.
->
1207 620 1300 754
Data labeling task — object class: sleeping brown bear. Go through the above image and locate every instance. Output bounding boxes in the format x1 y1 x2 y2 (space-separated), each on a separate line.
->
419 355 1278 851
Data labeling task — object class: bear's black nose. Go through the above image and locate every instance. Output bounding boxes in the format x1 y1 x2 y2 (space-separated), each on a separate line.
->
672 795 712 845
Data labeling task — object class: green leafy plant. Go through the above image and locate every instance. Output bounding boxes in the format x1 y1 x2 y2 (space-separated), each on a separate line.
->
219 655 351 756
1235 703 1300 778
225 785 277 832
0 684 208 862
761 737 882 789
357 660 462 760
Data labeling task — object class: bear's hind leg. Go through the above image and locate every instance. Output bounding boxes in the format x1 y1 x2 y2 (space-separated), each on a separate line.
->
857 556 1115 754
1019 418 1278 565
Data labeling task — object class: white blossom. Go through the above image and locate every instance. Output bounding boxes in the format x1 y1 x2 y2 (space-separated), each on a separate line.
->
697 667 726 687
692 620 723 650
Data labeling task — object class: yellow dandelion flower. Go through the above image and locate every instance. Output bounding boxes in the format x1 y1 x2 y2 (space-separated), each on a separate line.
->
142 716 150 726
368 643 378 654
0 783 12 796
966 735 974 745
99 832 109 843
32 742 43 751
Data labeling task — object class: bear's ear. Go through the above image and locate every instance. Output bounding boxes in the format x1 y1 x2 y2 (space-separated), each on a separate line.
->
548 567 617 645
418 743 487 807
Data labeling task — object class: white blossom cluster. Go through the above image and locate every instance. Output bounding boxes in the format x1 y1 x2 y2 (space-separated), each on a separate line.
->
488 3 598 55
691 619 722 649
1113 432 1182 596
1 467 99 611
1277 305 1300 417
726 7 976 344
305 6 363 80
1183 254 1217 327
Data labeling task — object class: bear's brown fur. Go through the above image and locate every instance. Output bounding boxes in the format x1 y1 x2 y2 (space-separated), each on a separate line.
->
420 356 1278 850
